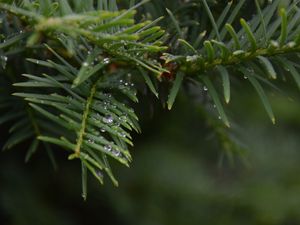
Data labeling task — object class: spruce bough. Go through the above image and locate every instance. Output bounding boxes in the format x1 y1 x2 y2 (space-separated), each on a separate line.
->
1 0 300 199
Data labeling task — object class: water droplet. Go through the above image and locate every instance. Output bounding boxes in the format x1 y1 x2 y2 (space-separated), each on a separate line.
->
96 170 103 179
114 122 120 127
100 128 106 133
287 42 296 48
119 115 127 122
112 149 121 157
203 86 208 91
218 116 222 120
88 139 94 144
82 62 89 67
247 67 254 73
1 55 8 69
270 40 279 48
104 145 112 152
186 55 198 62
213 104 216 108
103 58 110 64
104 93 112 98
120 132 127 138
102 115 114 124
243 75 248 79
1 55 8 62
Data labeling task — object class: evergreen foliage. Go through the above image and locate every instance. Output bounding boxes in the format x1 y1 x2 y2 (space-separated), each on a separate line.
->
1 0 300 198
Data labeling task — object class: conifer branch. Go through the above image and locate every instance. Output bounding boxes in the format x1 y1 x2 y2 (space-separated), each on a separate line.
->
73 79 99 158
1 0 300 198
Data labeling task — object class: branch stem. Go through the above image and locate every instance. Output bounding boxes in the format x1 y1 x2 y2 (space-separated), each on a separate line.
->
180 45 300 74
73 81 98 157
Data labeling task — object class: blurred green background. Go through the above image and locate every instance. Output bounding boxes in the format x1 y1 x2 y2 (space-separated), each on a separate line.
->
1 83 300 225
